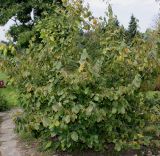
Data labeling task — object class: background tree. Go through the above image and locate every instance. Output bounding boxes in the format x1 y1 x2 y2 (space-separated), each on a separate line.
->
0 0 63 48
127 14 139 44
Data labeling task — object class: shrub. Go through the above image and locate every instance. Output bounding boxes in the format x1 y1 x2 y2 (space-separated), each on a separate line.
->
3 1 160 152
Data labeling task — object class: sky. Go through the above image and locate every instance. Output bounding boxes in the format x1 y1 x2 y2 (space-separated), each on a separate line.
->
85 0 159 31
0 0 159 41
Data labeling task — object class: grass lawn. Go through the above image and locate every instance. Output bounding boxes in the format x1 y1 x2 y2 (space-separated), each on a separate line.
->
0 72 19 106
0 72 7 80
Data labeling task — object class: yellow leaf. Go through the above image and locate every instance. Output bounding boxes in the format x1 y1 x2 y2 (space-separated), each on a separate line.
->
78 63 85 72
93 19 97 25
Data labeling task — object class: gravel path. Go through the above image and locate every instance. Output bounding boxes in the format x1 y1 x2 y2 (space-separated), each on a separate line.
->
0 110 22 156
0 109 50 156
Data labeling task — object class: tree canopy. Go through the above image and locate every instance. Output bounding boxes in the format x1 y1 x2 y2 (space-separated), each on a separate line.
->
0 0 63 48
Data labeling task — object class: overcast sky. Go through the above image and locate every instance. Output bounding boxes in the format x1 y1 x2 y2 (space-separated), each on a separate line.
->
0 0 159 41
86 0 159 31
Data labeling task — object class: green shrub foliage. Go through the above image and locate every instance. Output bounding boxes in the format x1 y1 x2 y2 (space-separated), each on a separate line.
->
1 0 160 152
0 94 9 112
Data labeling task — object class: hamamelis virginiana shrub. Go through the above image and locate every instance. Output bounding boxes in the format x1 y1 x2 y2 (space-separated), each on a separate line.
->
2 1 160 152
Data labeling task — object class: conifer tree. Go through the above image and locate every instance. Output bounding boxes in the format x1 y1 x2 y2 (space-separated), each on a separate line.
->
127 14 138 43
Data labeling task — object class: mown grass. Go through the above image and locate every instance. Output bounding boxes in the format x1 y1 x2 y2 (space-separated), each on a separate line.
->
0 72 19 107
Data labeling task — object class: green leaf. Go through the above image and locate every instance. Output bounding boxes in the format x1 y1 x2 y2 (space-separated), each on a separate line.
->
132 74 141 88
55 61 62 70
52 105 59 112
71 132 78 142
86 105 94 116
72 105 80 114
3 48 7 56
50 36 55 41
64 115 70 124
79 49 88 64
120 107 125 114
45 141 52 150
115 143 121 151
52 103 62 112
42 117 50 127
34 123 39 130
84 88 89 95
94 95 99 101
54 120 60 127
112 107 117 114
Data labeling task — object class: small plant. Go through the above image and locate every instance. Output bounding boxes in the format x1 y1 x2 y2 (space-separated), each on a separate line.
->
0 93 9 111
